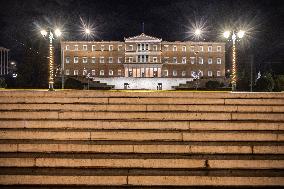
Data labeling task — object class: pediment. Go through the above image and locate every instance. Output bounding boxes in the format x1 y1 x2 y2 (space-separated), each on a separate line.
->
124 33 162 42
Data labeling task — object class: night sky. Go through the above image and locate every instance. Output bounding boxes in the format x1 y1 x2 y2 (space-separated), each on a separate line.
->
0 0 283 72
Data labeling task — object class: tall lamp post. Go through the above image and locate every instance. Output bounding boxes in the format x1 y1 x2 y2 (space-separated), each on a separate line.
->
223 30 245 91
40 28 62 91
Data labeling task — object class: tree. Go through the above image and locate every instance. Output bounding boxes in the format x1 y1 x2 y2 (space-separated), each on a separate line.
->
255 73 275 92
65 78 83 89
0 77 7 88
15 39 48 88
205 80 220 89
273 75 284 92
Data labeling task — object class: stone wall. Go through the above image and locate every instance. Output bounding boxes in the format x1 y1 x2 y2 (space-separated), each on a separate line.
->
92 77 193 90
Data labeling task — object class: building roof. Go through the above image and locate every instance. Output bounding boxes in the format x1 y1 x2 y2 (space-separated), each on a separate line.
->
0 47 10 51
124 33 162 42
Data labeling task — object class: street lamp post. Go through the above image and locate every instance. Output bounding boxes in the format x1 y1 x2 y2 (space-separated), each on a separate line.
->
41 28 61 91
223 30 245 91
61 43 64 89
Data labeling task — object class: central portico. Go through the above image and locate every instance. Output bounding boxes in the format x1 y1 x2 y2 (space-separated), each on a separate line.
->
124 33 162 78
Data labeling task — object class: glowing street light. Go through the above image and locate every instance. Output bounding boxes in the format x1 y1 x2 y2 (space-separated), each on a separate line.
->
85 28 91 34
40 28 62 91
40 30 47 37
237 30 245 38
195 29 201 36
223 29 246 91
223 31 230 39
54 28 62 37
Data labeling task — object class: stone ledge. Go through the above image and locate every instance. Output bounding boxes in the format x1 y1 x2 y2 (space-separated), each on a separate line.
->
128 176 284 186
1 130 281 141
1 158 283 169
0 175 127 185
0 90 283 99
2 104 283 113
1 120 283 131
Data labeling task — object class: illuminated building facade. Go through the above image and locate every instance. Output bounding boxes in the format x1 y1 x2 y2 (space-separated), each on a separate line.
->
61 33 225 89
0 47 9 76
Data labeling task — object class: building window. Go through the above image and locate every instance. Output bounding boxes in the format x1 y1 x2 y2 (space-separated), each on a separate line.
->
65 57 70 64
109 70 113 76
65 69 69 75
208 71 212 77
217 71 221 76
173 57 177 63
129 45 133 51
163 70 168 77
118 57 122 63
191 71 195 77
153 57 157 63
190 46 195 51
153 45 157 51
100 57 104 63
128 70 133 77
129 57 133 63
74 57 78 63
118 45 123 51
146 44 149 51
164 45 169 51
83 69 87 75
92 70 95 76
217 46 221 52
182 46 186 52
100 70 104 76
173 70 178 76
118 70 122 76
208 46 212 52
199 57 203 64
92 45 95 51
217 58 222 64
190 57 195 64
91 57 96 63
208 58 212 64
145 55 149 62
83 57 88 63
74 70 78 75
164 57 169 63
173 46 177 51
182 57 186 64
109 45 113 51
199 46 204 51
74 45 78 51
182 71 186 77
65 45 70 50
109 57 113 63
199 70 203 77
101 45 104 51
83 45 87 51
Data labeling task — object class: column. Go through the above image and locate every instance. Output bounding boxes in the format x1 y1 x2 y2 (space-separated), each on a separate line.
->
158 68 161 77
6 50 9 75
3 50 5 75
125 67 128 77
137 67 140 77
0 50 2 75
133 67 137 78
150 67 153 77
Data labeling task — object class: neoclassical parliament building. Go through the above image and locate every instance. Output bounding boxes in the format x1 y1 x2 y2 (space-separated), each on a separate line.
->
61 33 225 89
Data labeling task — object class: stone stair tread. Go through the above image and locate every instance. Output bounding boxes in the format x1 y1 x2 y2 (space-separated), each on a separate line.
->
1 143 283 154
0 91 283 186
1 120 283 131
0 157 283 169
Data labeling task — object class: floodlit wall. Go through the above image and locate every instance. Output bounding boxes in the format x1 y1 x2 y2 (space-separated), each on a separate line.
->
92 77 193 90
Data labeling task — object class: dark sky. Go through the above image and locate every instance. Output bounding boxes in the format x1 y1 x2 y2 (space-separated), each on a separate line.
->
0 0 283 71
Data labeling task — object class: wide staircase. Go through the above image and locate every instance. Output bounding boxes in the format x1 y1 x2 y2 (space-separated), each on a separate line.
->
0 90 283 188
